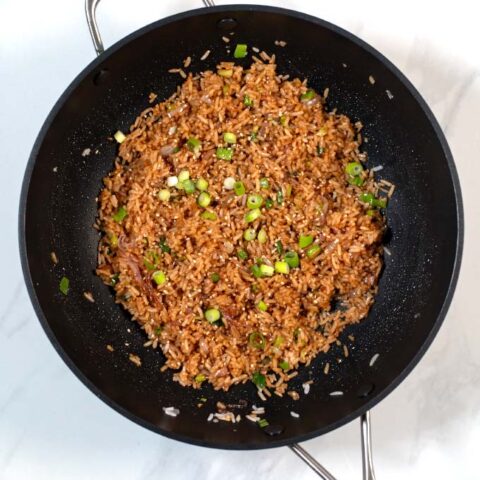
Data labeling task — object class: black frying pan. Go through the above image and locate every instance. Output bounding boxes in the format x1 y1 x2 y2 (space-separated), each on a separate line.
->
18 2 463 476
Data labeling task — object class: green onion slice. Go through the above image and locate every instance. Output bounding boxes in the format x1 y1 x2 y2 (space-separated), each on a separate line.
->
234 181 246 196
200 210 217 221
245 208 261 223
279 360 290 371
205 308 221 323
257 300 268 312
300 89 316 101
243 228 257 241
152 270 167 285
243 94 253 107
186 137 201 152
345 162 364 176
233 43 248 58
216 147 233 161
196 178 209 191
223 132 237 144
306 244 322 259
112 206 127 223
257 229 267 244
249 331 266 349
252 372 266 389
59 276 69 295
197 191 211 208
237 249 249 260
275 240 283 254
274 261 290 274
247 194 263 209
210 272 220 283
284 251 300 268
298 234 314 249
259 264 274 277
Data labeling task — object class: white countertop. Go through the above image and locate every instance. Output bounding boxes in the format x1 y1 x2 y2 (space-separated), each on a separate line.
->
1 0 479 479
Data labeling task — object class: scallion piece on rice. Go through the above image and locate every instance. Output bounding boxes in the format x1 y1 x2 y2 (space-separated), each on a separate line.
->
245 208 261 223
233 43 248 58
152 270 167 285
359 192 374 204
276 190 284 205
243 94 253 107
196 178 209 191
247 194 263 209
273 336 284 347
200 210 217 221
159 237 171 254
251 264 262 278
211 272 220 283
187 137 201 152
257 229 267 244
223 132 237 144
205 308 221 323
244 228 257 241
195 373 206 383
284 251 299 268
216 147 234 161
275 261 290 274
279 360 290 371
345 162 364 176
275 240 283 254
252 372 266 389
182 179 196 194
112 206 127 223
114 130 126 143
300 89 316 101
306 244 322 259
197 191 211 208
178 170 190 182
298 234 314 249
158 189 171 202
373 198 387 209
259 177 270 189
265 198 274 209
257 300 268 312
237 249 249 260
249 331 266 349
348 175 364 186
218 69 233 77
59 276 69 295
234 181 246 196
259 264 274 277
258 418 269 428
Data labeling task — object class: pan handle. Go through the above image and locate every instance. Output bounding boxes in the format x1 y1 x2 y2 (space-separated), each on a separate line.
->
289 412 376 480
85 0 216 56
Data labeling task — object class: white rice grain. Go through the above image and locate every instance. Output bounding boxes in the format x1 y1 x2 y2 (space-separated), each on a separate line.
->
163 406 180 417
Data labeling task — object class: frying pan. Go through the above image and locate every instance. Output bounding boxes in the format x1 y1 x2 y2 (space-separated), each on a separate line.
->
18 1 463 478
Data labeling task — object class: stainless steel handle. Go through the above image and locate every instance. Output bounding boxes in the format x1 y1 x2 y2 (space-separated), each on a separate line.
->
290 412 376 479
85 0 216 56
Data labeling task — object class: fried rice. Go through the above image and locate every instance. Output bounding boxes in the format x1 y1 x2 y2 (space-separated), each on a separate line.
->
96 58 385 395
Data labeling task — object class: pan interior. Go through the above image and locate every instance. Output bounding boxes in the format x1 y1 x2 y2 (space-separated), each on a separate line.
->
21 6 461 449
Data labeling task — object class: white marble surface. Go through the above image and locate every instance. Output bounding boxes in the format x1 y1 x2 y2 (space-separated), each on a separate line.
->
1 0 479 478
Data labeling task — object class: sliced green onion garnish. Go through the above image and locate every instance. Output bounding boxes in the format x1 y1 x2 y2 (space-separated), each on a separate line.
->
306 244 322 259
243 94 253 107
300 89 315 101
279 360 290 371
275 240 283 254
112 206 127 223
196 178 209 191
274 261 290 274
182 179 196 194
216 147 234 161
59 276 69 295
218 69 233 77
237 249 249 260
154 326 163 335
348 176 364 186
159 237 171 254
233 43 248 58
205 308 221 323
187 137 201 152
114 130 126 143
257 300 268 312
244 228 257 241
195 373 206 383
273 336 284 348
197 191 211 208
109 233 118 248
111 273 119 286
247 194 263 209
245 208 261 223
284 251 299 268
158 189 171 202
317 145 324 155
258 418 269 428
211 272 220 283
223 132 237 144
200 210 217 221
373 198 387 209
234 181 246 196
250 130 258 142
359 192 374 204
366 209 376 217
345 162 364 176
279 115 287 126
265 198 274 209
252 372 266 389
249 331 266 349
257 229 267 244
259 177 270 189
259 264 274 277
178 170 190 182
276 190 284 205
298 234 314 249
152 270 167 285
251 264 262 278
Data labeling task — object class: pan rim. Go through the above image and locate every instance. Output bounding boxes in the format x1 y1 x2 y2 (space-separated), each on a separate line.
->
18 4 464 450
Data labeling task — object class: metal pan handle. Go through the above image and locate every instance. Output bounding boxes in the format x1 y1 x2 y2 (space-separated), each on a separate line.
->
290 412 376 480
83 2 377 478
85 0 216 56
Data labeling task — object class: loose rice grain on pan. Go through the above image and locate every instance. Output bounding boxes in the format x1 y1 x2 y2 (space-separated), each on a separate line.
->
96 60 386 396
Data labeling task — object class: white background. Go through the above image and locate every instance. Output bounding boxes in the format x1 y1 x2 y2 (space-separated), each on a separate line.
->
1 1 479 479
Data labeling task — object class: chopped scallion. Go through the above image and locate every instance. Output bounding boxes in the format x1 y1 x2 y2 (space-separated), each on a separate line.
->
257 300 268 312
233 43 248 58
196 178 209 191
247 193 263 209
182 179 196 194
243 228 257 241
298 234 314 249
197 191 211 208
205 308 221 323
200 210 217 221
158 189 171 202
216 147 233 161
159 237 171 254
245 208 261 223
218 69 233 78
252 372 266 389
195 373 206 383
223 132 237 144
345 162 364 177
273 336 284 348
109 233 118 248
257 229 267 244
59 276 69 295
237 249 249 260
306 244 322 259
249 331 266 349
114 130 126 143
258 418 269 428
234 181 246 196
260 177 270 189
186 137 201 152
317 145 324 155
279 360 290 371
274 261 290 274
178 170 190 182
300 89 315 101
265 198 274 209
251 264 262 278
210 272 220 283
276 190 284 205
275 240 283 255
112 206 127 223
284 251 299 268
243 94 253 107
223 177 236 190
152 270 167 285
259 264 274 277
